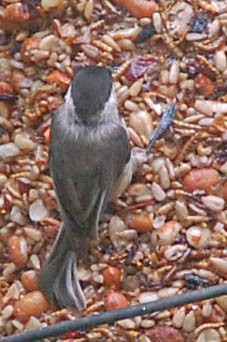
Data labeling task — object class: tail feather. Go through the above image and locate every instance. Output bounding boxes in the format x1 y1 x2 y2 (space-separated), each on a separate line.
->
38 225 86 310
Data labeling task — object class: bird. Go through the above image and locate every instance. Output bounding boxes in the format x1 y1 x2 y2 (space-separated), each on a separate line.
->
38 65 177 310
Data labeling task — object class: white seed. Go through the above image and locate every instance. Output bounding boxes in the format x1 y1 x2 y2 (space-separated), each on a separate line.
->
164 244 187 261
117 319 136 329
214 50 227 72
151 157 165 172
151 182 166 201
81 44 100 59
0 173 7 189
24 227 42 242
198 118 214 126
183 311 195 332
210 257 227 276
186 33 207 41
2 305 14 320
111 26 142 41
129 78 143 97
215 295 227 312
0 143 20 161
118 39 135 51
102 34 121 52
167 2 193 36
25 317 42 331
153 221 182 245
129 111 153 139
29 254 41 270
172 307 185 328
140 18 152 26
29 199 49 222
160 70 169 84
175 200 189 221
3 263 16 278
39 35 59 50
14 133 36 151
169 61 179 84
208 19 220 38
158 287 178 298
140 319 155 328
202 301 212 317
10 206 26 225
138 292 159 304
117 229 137 240
109 216 128 251
186 226 211 249
124 100 139 111
201 195 225 212
153 12 162 33
159 164 170 189
197 329 221 342
41 0 63 10
180 79 194 90
153 215 166 229
195 100 227 115
84 0 93 20
12 319 24 331
128 183 151 197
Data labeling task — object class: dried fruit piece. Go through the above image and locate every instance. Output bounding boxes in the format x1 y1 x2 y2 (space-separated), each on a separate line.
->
3 3 30 23
0 81 13 94
124 212 152 232
115 0 158 19
8 236 28 268
125 57 159 81
14 290 49 322
102 266 121 288
194 73 215 97
21 36 41 63
105 291 129 311
183 168 219 192
46 70 71 93
147 325 184 342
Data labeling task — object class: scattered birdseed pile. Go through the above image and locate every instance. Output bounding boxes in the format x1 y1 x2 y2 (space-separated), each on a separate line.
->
0 0 227 341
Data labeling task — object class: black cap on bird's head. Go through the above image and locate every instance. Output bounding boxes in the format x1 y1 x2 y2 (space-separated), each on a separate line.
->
71 66 113 123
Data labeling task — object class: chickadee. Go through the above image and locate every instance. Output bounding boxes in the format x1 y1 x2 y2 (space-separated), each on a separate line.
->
38 66 177 310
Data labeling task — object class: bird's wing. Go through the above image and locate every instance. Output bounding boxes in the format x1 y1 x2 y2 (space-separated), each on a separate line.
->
50 118 130 239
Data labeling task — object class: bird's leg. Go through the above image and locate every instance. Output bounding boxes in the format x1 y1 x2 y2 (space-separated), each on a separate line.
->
132 101 177 171
146 101 177 155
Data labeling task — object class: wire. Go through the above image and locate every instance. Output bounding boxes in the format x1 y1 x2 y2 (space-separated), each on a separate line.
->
1 283 227 342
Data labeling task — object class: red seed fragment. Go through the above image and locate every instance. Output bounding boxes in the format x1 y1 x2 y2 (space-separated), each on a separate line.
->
103 266 121 288
14 290 49 322
183 168 220 192
115 0 158 19
147 326 184 342
124 212 152 232
105 291 129 311
46 70 71 93
8 236 28 268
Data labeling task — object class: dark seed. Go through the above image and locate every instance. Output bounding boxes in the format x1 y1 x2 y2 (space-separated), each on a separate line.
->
189 11 208 33
214 142 227 162
184 274 211 289
136 26 156 44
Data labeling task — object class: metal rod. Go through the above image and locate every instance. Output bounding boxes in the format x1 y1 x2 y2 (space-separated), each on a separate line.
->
1 284 227 342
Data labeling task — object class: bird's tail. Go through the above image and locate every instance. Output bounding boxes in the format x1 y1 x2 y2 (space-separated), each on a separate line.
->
38 225 86 310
